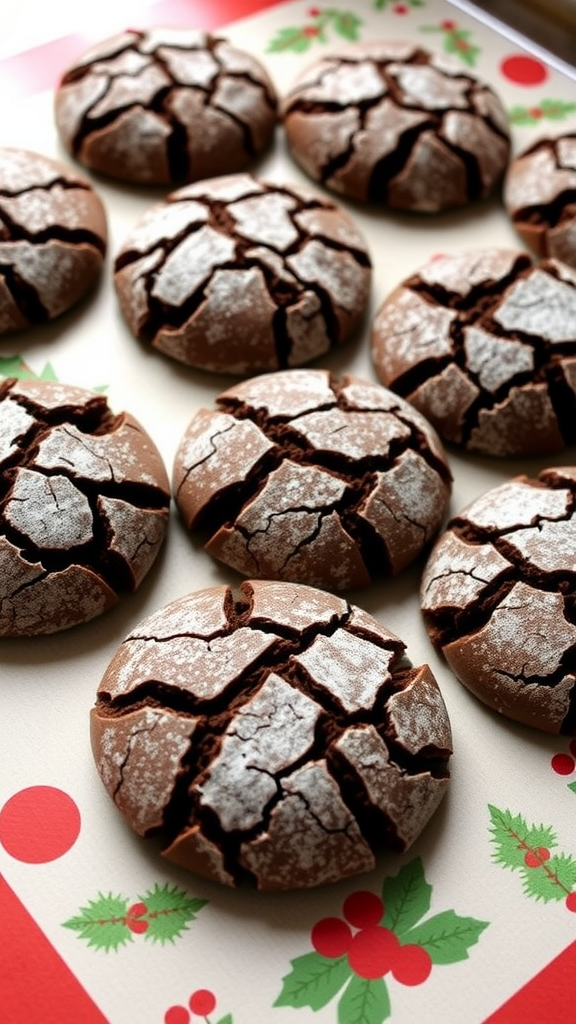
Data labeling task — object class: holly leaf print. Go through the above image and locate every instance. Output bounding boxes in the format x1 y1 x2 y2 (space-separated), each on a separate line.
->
522 853 576 903
62 892 131 952
332 10 362 41
338 975 391 1024
381 857 431 936
398 909 489 964
140 883 207 944
275 952 351 1010
488 805 557 869
267 26 315 53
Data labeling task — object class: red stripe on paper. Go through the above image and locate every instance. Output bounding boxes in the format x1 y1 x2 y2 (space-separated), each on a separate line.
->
1 0 286 99
482 941 576 1024
0 874 110 1024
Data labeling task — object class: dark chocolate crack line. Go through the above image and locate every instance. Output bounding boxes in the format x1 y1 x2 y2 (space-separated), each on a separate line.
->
0 147 107 333
0 379 170 635
421 466 576 735
372 248 576 457
281 40 510 211
91 579 452 890
114 174 372 374
172 368 452 590
55 28 278 185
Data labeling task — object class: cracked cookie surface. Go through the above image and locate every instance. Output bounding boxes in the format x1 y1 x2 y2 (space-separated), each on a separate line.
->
114 174 372 373
0 378 170 635
91 578 452 890
172 368 452 590
54 28 278 185
371 248 576 457
504 133 576 270
281 40 510 212
0 148 107 334
421 466 576 735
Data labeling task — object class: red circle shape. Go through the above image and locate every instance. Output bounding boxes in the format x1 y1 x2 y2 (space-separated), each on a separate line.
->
189 990 217 1016
164 1007 190 1024
0 786 81 863
391 943 433 986
347 926 400 980
551 753 575 776
343 890 384 929
500 54 548 85
311 917 353 958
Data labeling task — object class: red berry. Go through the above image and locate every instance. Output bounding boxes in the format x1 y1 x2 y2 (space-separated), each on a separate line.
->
565 892 576 913
127 901 147 918
307 5 321 14
391 944 432 986
343 891 384 929
189 990 216 1016
303 25 320 36
551 753 575 775
393 3 409 12
524 847 550 868
441 19 456 29
311 917 352 958
126 917 149 933
165 1007 190 1024
347 926 400 980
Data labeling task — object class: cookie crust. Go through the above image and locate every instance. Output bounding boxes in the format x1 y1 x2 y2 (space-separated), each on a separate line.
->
54 29 278 185
0 378 170 635
281 40 510 211
421 466 576 734
91 579 452 889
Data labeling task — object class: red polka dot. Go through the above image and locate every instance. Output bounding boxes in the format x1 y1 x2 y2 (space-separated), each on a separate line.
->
500 54 548 86
0 787 80 863
164 1007 190 1024
551 753 576 776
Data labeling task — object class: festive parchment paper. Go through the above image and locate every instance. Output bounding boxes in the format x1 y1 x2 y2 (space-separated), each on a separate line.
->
1 3 575 1023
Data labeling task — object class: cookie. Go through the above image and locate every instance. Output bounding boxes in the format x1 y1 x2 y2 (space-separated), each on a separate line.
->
371 248 576 457
172 369 452 589
421 467 576 735
54 28 278 185
114 174 372 374
504 133 576 269
0 148 107 335
281 40 510 212
91 578 452 889
0 378 170 635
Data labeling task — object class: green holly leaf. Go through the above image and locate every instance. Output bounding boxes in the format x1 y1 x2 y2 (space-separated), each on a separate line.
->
399 909 489 964
215 1016 233 1024
338 975 391 1024
140 883 207 944
444 29 479 67
540 98 576 120
568 780 576 795
522 853 576 903
381 857 431 937
62 892 131 952
275 952 351 1010
267 26 313 53
332 11 362 41
489 806 556 870
0 355 34 379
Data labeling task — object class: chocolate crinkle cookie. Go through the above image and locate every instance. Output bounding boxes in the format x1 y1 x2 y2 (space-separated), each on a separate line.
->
504 133 576 269
0 379 170 636
114 174 372 374
91 579 453 890
281 40 510 212
172 369 452 590
54 28 278 185
0 148 107 335
371 248 576 457
421 467 576 735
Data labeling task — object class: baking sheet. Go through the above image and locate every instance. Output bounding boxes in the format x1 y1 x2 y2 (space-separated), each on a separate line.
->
1 2 576 1022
